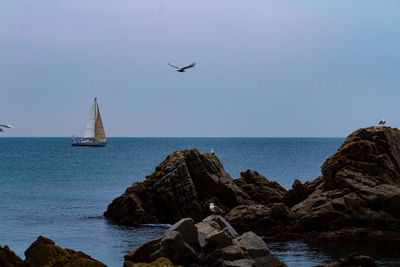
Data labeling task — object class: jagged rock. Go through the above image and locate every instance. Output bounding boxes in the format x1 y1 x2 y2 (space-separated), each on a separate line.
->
125 215 286 267
226 127 400 239
105 149 251 225
167 218 201 251
107 126 400 241
234 170 286 205
0 245 24 267
24 236 106 267
126 218 203 265
153 231 201 266
313 253 377 267
290 127 400 235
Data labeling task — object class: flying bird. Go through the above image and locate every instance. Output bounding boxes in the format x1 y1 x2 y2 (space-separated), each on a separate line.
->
0 124 14 132
168 62 196 72
379 119 386 126
209 202 225 215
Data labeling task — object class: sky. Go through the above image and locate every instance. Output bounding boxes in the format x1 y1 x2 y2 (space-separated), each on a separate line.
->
1 0 400 137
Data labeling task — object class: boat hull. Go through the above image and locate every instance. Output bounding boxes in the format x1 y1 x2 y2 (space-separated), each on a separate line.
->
71 141 108 147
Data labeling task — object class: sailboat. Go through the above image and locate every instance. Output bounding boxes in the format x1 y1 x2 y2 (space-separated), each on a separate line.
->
72 97 108 147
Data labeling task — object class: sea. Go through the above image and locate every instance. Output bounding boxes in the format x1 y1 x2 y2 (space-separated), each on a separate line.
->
1 138 399 266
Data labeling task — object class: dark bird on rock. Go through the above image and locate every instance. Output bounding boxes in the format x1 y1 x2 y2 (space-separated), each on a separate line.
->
168 62 196 72
0 124 13 132
379 119 386 126
209 202 225 215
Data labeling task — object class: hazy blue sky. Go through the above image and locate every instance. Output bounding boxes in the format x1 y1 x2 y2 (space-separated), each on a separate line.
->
1 1 400 137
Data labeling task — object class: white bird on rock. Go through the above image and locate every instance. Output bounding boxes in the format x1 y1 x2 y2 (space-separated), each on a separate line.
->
0 124 13 132
168 62 196 72
209 202 225 215
379 119 386 126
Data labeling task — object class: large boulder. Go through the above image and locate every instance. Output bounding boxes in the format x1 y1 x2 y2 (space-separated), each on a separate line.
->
125 218 202 265
24 236 106 267
291 126 400 234
1 236 106 267
125 216 286 267
104 149 252 225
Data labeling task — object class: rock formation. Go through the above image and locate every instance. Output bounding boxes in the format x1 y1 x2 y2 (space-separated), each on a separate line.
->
23 236 106 267
0 236 106 267
1 235 381 267
104 149 254 225
124 215 286 267
289 126 400 234
105 126 400 241
227 126 400 239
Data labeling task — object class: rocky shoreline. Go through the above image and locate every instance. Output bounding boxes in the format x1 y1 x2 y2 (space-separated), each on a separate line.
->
105 126 400 242
2 126 399 266
0 220 377 267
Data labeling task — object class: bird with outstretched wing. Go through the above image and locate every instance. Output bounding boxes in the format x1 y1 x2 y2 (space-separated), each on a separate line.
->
168 62 196 72
0 124 13 132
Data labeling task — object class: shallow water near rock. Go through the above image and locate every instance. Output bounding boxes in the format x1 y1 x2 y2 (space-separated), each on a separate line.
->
1 137 399 266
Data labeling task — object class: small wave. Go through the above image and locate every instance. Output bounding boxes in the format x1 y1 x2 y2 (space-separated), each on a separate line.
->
139 223 171 228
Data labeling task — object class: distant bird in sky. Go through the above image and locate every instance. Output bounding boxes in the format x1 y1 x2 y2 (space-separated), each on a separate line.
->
209 202 225 215
0 124 13 132
379 119 386 126
168 62 196 72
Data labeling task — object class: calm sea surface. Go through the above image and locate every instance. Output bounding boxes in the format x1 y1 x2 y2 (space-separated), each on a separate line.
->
1 138 399 266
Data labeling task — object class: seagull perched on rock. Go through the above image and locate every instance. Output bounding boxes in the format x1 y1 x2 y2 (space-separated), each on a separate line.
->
0 124 13 132
168 62 196 72
379 119 386 126
209 202 225 216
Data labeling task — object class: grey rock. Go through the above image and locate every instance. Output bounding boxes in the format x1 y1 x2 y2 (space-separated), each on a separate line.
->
166 218 200 251
150 231 201 266
221 246 244 261
204 230 233 252
233 231 271 259
124 215 285 267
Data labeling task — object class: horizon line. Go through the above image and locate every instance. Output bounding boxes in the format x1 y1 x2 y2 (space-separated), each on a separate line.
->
0 136 346 139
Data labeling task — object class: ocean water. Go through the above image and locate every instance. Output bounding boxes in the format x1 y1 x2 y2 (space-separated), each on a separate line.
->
1 137 399 266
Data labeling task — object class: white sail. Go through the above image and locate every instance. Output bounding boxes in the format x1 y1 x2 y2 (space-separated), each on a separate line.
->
83 98 97 139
